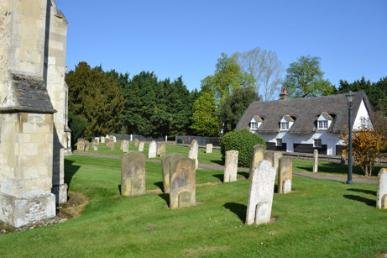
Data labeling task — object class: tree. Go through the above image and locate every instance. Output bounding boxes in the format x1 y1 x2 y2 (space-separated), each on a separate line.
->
202 53 255 106
284 56 335 98
342 130 385 176
191 91 220 137
220 87 259 133
66 62 124 139
235 47 283 101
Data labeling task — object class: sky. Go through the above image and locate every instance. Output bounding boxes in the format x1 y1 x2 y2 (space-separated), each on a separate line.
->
56 0 387 92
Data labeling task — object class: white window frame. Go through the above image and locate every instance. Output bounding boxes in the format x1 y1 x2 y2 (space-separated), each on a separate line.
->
280 122 289 130
318 120 328 130
314 138 322 148
276 138 282 147
250 121 258 130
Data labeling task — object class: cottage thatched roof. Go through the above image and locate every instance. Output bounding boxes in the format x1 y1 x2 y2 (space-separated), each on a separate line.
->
236 91 373 134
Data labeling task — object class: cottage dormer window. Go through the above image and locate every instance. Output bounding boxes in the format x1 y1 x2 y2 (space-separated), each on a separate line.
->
317 112 333 130
249 115 263 131
280 115 294 131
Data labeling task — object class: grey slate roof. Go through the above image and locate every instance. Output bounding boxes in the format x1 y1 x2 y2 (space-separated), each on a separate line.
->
236 91 373 134
0 73 55 114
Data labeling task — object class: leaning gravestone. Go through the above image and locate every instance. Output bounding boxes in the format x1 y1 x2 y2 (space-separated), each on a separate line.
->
250 144 266 178
157 142 166 157
224 150 239 182
313 149 319 173
162 154 184 193
148 141 157 158
278 157 293 194
246 160 276 225
76 139 86 152
169 157 196 209
205 144 213 154
377 168 387 209
121 153 146 196
138 141 145 152
121 140 129 153
188 139 199 169
264 150 282 175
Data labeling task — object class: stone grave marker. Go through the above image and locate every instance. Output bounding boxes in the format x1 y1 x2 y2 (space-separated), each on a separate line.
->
121 153 146 196
313 149 319 173
157 142 166 157
138 141 145 152
224 150 239 182
188 139 199 169
161 154 184 193
169 157 196 209
278 157 293 194
263 150 282 175
246 160 276 225
250 144 266 178
148 141 157 158
121 140 129 153
377 168 387 209
205 144 213 154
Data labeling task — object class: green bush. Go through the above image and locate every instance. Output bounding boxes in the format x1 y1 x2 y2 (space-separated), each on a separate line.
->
221 129 266 167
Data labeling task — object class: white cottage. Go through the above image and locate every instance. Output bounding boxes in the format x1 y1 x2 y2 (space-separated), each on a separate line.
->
237 90 374 156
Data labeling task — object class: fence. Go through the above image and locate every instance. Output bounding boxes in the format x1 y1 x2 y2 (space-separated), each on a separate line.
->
175 135 220 146
113 134 173 142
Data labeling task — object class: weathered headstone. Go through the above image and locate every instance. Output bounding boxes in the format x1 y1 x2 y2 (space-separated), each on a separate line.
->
121 140 129 153
161 154 184 193
264 150 282 175
92 144 98 151
246 160 276 225
157 142 166 157
106 140 115 151
313 149 319 173
148 141 157 158
138 141 145 152
76 139 86 152
188 139 199 169
278 157 293 194
377 168 387 209
224 150 239 182
205 144 213 154
121 153 146 196
100 136 105 144
250 144 266 178
169 157 196 209
134 139 140 148
112 136 117 142
94 137 100 144
84 140 91 152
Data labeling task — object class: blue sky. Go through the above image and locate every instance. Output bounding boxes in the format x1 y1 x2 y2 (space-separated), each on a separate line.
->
57 0 387 91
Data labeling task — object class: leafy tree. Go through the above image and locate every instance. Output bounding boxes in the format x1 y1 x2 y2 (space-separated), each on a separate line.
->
236 47 283 101
191 91 220 136
221 87 259 133
284 56 335 97
66 62 124 139
342 130 385 176
68 112 87 148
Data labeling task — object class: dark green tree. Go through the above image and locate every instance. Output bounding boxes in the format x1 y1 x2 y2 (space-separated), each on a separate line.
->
284 56 335 97
221 87 259 133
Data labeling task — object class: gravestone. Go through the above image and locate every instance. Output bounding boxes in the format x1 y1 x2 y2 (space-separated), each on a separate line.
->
84 140 91 152
377 168 387 209
94 137 100 144
157 142 166 157
313 149 319 173
100 136 105 144
162 154 184 193
121 140 129 153
121 153 146 196
224 150 239 182
76 139 86 152
92 144 98 151
278 157 293 194
169 157 196 209
138 141 145 152
206 144 213 154
250 144 266 178
246 160 276 225
148 141 157 158
106 140 115 151
188 139 199 169
112 136 117 143
134 139 140 148
264 150 282 175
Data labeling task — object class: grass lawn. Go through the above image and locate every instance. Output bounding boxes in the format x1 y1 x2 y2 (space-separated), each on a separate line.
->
0 155 386 257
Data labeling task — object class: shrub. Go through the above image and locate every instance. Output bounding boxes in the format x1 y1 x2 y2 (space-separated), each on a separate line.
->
221 129 266 167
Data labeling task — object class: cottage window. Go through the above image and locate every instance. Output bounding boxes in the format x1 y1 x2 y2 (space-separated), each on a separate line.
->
360 117 369 129
276 138 282 146
318 120 328 129
314 139 322 148
280 122 289 130
250 122 258 130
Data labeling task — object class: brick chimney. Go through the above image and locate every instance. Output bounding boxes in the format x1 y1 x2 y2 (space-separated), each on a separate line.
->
280 86 288 100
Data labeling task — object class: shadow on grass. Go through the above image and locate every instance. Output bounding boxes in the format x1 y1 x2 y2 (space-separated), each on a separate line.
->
210 159 224 166
213 174 224 182
64 159 81 188
117 184 121 195
158 193 169 206
347 188 377 196
238 172 249 179
154 182 164 192
343 194 376 207
224 202 246 222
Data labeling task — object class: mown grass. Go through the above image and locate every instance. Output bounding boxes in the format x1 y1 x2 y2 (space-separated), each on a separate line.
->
0 155 385 257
